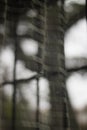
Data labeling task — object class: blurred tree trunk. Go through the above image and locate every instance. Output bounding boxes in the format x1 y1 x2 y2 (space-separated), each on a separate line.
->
42 2 70 130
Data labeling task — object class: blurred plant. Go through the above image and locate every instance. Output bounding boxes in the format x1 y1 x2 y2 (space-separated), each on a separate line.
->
0 0 86 130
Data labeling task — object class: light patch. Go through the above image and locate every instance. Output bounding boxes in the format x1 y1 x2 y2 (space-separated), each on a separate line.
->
26 9 37 17
21 39 38 56
39 77 49 97
4 84 13 97
21 83 37 110
40 100 51 110
21 78 50 111
17 22 28 35
65 0 85 6
0 47 14 81
0 47 14 67
65 18 87 58
66 73 87 110
16 60 37 79
65 0 85 12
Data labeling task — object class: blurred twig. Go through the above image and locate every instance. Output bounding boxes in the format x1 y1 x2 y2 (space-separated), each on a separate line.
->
67 65 87 73
1 65 87 86
1 73 42 86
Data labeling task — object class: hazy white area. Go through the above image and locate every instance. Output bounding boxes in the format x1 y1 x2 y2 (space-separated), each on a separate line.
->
65 18 87 58
0 48 37 81
66 73 87 110
16 60 37 79
65 0 85 12
65 18 87 110
26 9 37 18
21 39 38 56
65 0 85 5
17 22 29 35
0 47 14 68
0 48 14 81
20 78 50 110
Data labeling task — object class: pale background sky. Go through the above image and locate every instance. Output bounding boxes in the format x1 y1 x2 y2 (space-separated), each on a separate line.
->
66 18 87 110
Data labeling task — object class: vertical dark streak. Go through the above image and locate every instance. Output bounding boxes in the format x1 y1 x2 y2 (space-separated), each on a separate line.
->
1 90 5 129
36 77 40 130
31 1 40 130
31 1 44 130
61 0 70 129
11 22 18 130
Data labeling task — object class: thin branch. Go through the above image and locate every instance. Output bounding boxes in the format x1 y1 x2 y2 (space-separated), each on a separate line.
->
66 65 87 73
1 65 87 87
1 74 42 86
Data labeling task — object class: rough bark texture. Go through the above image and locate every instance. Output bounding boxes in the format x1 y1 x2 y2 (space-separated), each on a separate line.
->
42 3 69 130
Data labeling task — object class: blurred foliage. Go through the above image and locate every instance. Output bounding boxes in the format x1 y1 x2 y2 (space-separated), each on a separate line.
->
0 0 86 130
1 2 84 72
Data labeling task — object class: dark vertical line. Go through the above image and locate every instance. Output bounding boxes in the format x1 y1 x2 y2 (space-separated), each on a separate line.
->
36 77 40 130
35 0 46 130
31 1 41 130
11 22 18 130
60 0 71 129
31 1 39 130
1 90 5 129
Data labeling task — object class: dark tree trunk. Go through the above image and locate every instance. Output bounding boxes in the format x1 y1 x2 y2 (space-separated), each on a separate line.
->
42 2 70 130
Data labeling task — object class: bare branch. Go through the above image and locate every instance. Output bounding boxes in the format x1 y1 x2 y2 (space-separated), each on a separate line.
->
1 74 42 87
1 65 87 87
66 65 87 73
